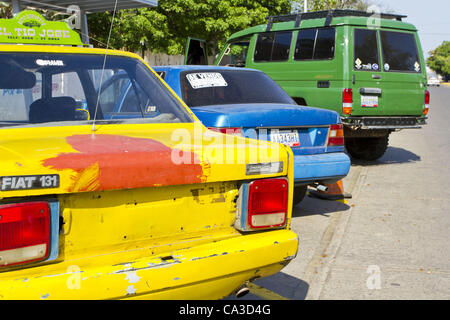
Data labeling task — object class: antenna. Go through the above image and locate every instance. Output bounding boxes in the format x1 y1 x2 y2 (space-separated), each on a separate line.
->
91 0 119 132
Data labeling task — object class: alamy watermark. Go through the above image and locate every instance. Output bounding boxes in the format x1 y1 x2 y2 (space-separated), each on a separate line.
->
367 5 382 30
170 121 283 166
366 265 382 290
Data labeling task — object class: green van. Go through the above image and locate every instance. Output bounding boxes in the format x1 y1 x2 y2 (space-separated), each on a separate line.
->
189 10 429 161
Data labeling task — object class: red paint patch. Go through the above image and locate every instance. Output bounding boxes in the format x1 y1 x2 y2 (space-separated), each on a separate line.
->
43 134 205 192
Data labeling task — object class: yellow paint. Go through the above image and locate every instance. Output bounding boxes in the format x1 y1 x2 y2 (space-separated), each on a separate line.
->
0 44 299 299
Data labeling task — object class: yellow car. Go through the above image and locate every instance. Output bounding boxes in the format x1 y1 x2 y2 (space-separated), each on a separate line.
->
0 11 298 300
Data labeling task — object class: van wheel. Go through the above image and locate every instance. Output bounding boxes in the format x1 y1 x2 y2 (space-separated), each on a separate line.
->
345 134 389 161
293 185 308 206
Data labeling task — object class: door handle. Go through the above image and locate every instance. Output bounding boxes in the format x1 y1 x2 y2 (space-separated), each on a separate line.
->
372 74 382 79
359 87 382 95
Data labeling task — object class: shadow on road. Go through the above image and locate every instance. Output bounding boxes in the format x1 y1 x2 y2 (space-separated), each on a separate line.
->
292 193 350 218
350 146 421 166
254 272 309 300
225 272 309 300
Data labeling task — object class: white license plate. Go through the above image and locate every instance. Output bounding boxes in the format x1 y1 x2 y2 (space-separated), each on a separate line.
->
361 95 378 107
270 130 300 147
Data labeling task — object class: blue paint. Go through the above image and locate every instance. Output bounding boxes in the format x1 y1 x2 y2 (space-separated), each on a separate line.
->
293 153 350 183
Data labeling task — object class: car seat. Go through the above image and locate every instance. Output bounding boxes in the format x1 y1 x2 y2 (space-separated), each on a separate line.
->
29 96 77 123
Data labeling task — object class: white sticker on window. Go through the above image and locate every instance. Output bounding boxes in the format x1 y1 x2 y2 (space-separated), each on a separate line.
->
35 59 65 67
186 72 228 89
414 62 420 72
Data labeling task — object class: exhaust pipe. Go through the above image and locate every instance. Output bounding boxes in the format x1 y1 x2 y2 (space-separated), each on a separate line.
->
234 284 250 298
312 183 328 192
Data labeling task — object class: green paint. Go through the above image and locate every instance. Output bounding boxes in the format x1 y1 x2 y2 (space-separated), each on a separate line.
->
0 10 82 46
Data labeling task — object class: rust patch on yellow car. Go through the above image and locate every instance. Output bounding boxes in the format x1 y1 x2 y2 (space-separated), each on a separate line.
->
43 134 206 192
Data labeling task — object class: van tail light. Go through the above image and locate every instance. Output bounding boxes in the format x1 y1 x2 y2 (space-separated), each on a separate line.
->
424 90 430 115
0 202 50 267
208 127 243 137
328 124 344 146
235 178 288 231
342 88 353 115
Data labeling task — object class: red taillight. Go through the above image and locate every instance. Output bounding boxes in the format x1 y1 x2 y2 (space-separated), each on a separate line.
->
0 202 50 267
208 127 243 136
343 88 353 115
424 90 430 115
328 124 344 146
247 178 288 229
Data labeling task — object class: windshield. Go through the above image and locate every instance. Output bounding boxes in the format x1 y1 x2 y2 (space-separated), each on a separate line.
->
180 69 295 107
0 52 192 127
218 41 249 67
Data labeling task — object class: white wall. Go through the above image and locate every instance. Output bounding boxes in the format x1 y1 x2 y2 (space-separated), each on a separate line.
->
143 52 185 66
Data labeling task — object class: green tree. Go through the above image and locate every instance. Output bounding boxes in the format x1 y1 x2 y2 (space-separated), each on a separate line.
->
427 41 450 77
0 2 12 18
88 0 291 56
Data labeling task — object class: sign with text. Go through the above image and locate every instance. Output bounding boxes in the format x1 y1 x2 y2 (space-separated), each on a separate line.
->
0 10 83 46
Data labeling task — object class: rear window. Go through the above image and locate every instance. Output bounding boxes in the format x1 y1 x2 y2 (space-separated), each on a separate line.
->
380 31 421 72
254 32 292 62
354 29 380 71
0 53 192 128
180 70 295 107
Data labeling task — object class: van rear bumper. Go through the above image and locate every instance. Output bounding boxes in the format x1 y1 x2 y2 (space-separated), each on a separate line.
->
342 116 427 129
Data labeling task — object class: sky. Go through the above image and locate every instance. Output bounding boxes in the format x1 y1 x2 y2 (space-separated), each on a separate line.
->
374 0 450 58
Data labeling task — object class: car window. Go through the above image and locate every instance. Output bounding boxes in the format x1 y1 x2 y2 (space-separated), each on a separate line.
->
0 72 41 122
0 53 192 127
254 32 292 62
218 41 250 67
271 32 292 61
180 70 295 107
294 27 335 61
314 28 335 59
354 29 380 71
294 29 316 60
380 31 421 72
98 73 131 114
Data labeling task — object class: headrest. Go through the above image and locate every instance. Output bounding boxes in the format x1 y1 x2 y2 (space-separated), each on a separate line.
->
29 97 77 123
0 62 36 89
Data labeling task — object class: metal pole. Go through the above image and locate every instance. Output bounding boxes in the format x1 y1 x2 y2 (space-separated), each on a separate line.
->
304 0 308 13
80 9 90 45
11 0 22 15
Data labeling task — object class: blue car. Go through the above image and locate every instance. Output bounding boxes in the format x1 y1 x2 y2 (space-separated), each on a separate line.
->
134 65 350 205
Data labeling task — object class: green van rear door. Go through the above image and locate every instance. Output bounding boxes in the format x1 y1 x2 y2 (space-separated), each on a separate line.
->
351 27 426 117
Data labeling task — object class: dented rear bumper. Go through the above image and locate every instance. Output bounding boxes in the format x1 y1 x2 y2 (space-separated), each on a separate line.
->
0 229 298 300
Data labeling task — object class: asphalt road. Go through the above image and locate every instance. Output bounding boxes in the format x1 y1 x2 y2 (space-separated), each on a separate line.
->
235 85 450 300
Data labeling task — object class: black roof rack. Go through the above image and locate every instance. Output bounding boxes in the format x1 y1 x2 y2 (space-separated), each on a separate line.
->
265 9 407 32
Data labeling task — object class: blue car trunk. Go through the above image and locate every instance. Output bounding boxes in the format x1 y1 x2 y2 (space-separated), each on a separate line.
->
190 103 341 155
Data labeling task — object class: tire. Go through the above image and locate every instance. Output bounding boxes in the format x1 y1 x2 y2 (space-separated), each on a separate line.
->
345 134 389 161
293 185 308 206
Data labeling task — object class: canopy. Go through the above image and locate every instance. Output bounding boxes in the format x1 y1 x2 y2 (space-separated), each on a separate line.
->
6 0 158 44
7 0 158 13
